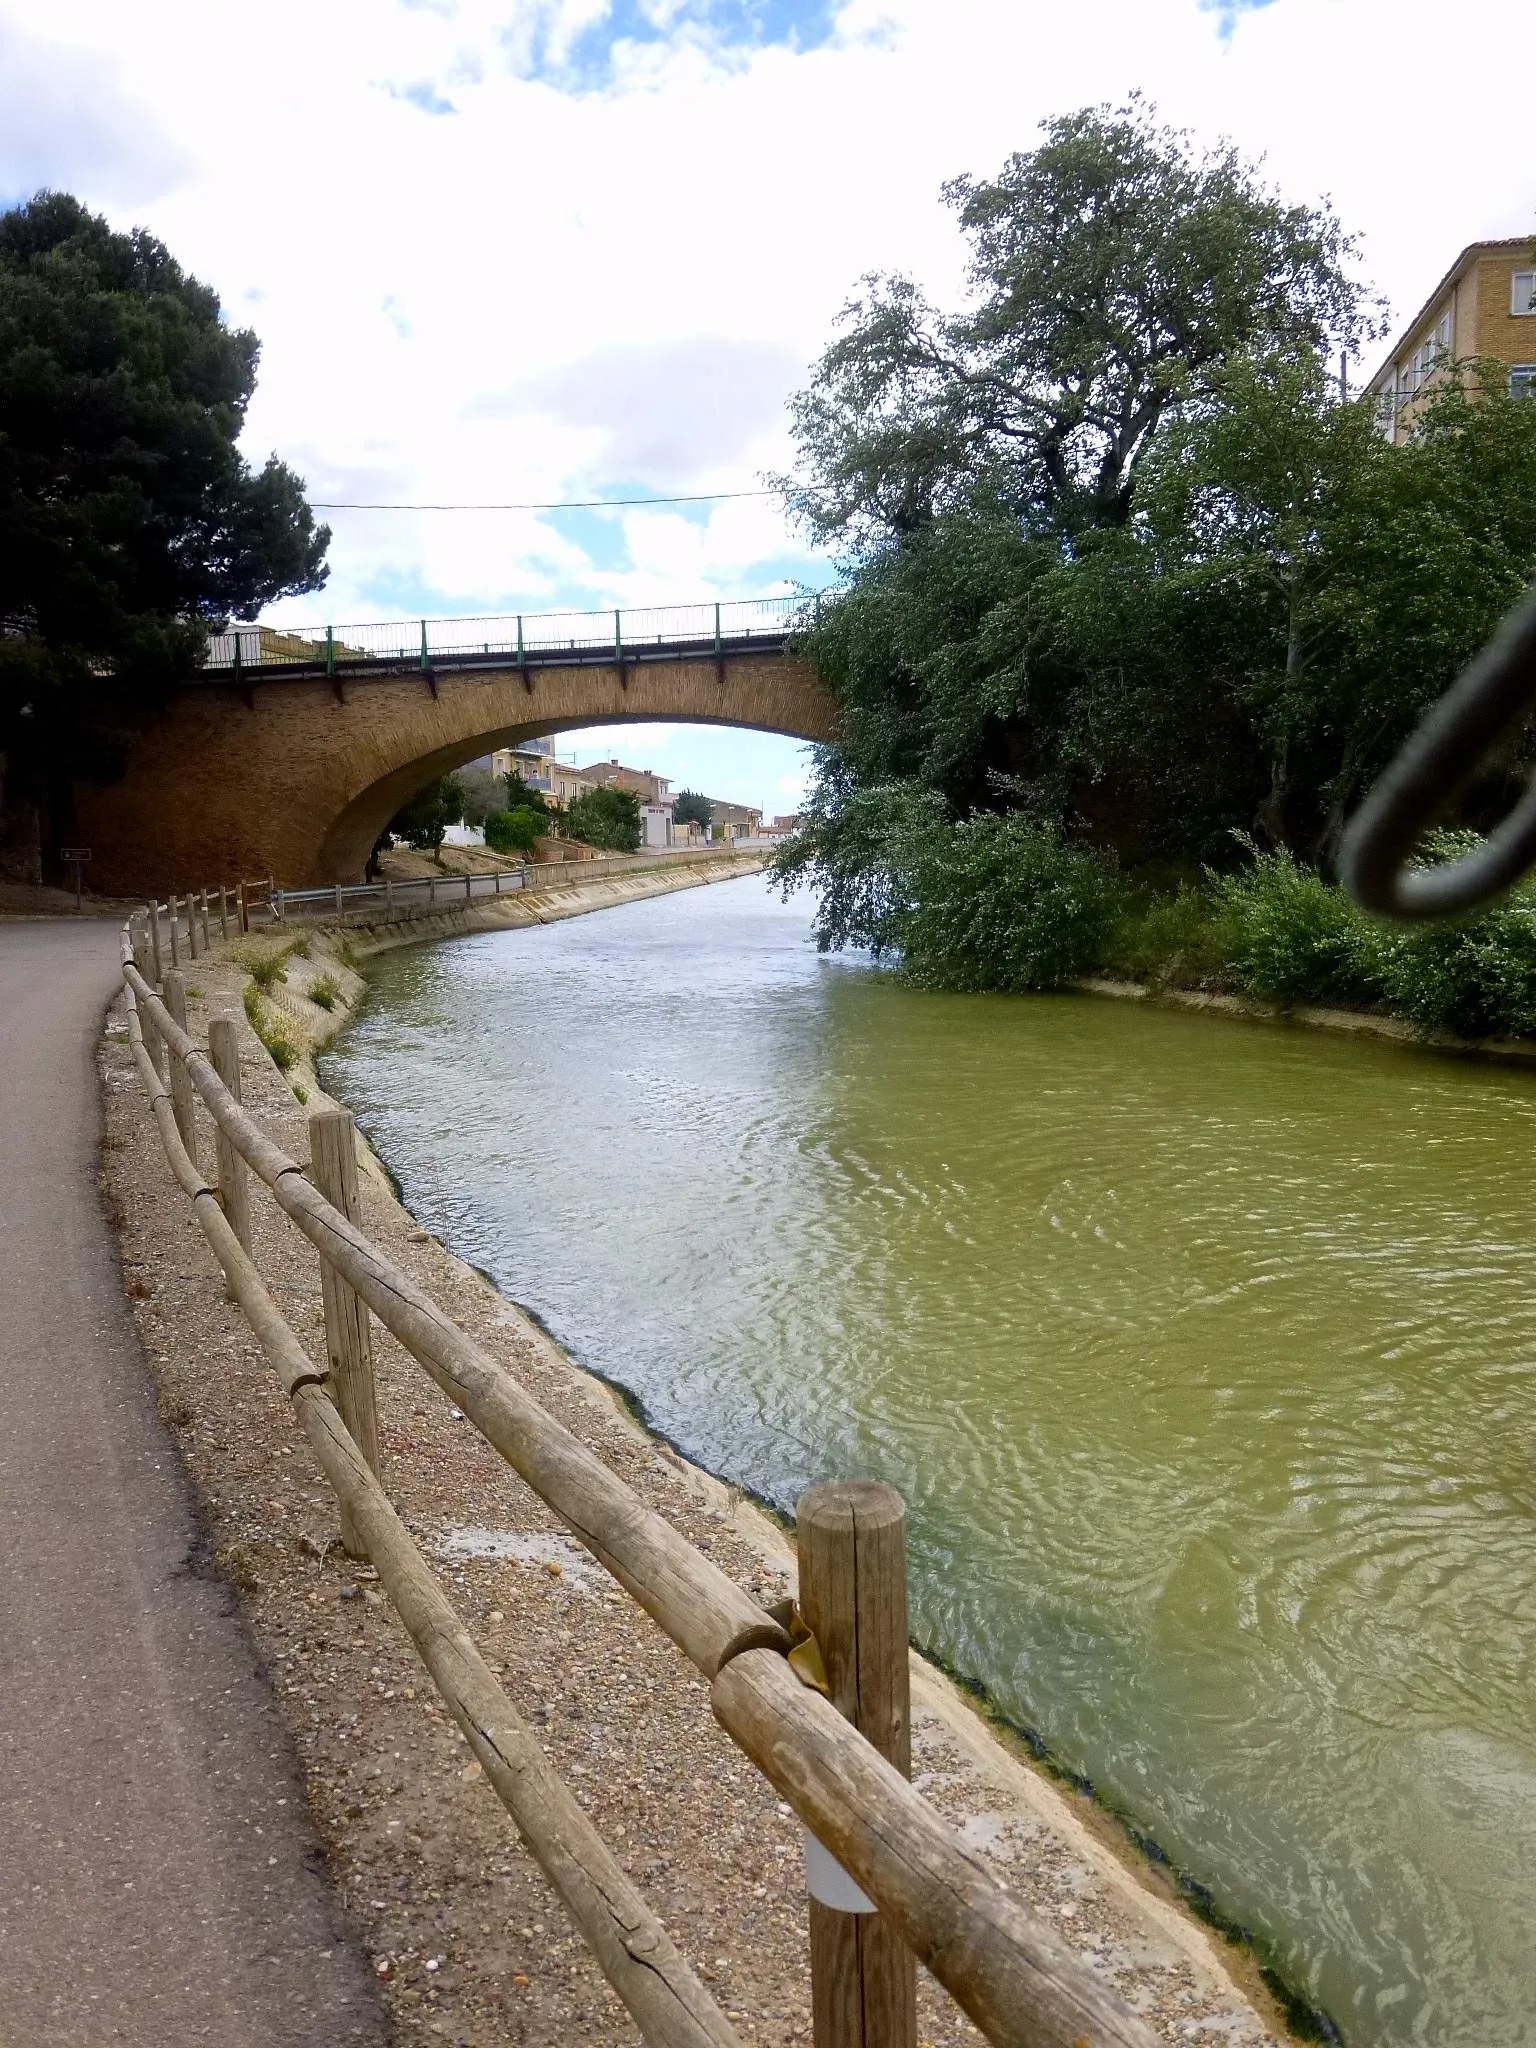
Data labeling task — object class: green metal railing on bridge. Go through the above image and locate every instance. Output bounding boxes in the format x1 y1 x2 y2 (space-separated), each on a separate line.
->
204 595 813 681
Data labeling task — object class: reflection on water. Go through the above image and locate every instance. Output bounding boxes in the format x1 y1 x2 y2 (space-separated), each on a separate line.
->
322 876 1536 2045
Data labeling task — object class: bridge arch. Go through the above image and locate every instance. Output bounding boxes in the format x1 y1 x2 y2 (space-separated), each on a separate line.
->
76 644 836 894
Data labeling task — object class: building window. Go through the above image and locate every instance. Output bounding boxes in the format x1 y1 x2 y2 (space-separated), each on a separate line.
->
1405 310 1455 393
1511 366 1536 401
1512 271 1536 317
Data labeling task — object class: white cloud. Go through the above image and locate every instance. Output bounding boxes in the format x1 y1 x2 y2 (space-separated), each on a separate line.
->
4 0 1533 789
0 20 189 205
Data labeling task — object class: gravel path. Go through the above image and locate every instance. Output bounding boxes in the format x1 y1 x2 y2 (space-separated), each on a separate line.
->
0 918 383 2046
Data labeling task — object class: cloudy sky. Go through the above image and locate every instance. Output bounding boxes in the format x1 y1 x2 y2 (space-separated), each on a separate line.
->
4 0 1533 810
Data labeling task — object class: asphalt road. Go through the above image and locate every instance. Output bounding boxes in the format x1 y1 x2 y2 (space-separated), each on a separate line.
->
0 919 383 2045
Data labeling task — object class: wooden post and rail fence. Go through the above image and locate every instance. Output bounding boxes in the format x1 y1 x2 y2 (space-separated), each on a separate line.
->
116 900 1156 2048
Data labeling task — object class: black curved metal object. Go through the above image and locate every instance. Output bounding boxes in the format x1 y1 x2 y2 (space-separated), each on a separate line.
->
1342 584 1536 920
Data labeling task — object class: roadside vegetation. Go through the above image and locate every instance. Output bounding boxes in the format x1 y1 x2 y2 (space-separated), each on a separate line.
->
772 99 1536 1035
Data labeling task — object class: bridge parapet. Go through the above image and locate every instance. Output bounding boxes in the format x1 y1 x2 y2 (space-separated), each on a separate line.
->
206 594 813 682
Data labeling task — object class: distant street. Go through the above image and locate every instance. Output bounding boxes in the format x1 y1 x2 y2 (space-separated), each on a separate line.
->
0 918 381 2046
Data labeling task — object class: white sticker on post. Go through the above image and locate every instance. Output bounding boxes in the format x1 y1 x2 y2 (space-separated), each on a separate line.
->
803 1824 877 1913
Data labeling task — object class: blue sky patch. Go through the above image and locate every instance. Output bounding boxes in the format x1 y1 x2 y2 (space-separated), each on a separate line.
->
392 78 457 114
1199 0 1280 39
514 0 839 92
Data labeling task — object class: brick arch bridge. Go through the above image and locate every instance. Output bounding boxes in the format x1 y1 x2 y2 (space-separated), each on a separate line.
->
75 602 837 894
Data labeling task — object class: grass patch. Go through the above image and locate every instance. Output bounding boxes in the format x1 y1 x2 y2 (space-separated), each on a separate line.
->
307 973 340 1012
242 982 297 1072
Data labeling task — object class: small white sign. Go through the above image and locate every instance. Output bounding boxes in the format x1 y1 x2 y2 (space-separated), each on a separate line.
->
803 1825 876 1913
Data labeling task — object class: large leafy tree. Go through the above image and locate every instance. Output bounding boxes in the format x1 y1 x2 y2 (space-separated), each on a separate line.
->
1049 357 1536 863
0 192 329 866
777 115 1536 956
783 98 1370 550
672 788 712 829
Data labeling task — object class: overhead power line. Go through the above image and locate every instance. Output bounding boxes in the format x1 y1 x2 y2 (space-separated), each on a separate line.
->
310 487 782 512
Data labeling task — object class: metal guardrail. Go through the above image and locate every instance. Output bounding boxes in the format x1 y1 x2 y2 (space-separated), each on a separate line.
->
204 597 812 680
262 846 773 924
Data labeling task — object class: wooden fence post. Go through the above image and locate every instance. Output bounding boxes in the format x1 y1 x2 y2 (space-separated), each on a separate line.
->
187 892 202 960
208 1018 251 1289
309 1108 381 1558
146 900 163 986
138 981 165 1081
162 972 198 1164
168 896 181 967
796 1481 917 2048
219 885 230 941
199 889 211 950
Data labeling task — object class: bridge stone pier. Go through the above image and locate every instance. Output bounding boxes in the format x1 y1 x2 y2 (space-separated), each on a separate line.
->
75 645 837 895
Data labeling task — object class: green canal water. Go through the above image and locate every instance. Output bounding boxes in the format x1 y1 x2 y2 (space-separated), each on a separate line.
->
322 875 1536 2045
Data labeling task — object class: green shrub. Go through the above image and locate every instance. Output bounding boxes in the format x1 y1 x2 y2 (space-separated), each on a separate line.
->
247 952 287 990
483 805 543 855
1372 913 1536 1039
566 785 642 853
1110 883 1234 986
307 974 340 1012
292 1083 308 1104
897 815 1123 992
1365 837 1536 1039
1209 845 1381 1007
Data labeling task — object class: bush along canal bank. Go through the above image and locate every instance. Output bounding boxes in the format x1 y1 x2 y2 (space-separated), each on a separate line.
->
774 816 1536 1063
98 875 1296 2047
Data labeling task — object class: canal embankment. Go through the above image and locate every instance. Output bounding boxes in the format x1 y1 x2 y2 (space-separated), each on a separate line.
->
97 866 1292 2047
1078 971 1536 1063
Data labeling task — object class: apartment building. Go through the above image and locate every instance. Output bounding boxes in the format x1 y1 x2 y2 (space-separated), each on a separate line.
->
490 737 557 794
1366 237 1536 442
576 758 674 807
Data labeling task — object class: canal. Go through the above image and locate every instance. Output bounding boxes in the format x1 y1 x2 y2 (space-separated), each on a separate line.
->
322 873 1536 2046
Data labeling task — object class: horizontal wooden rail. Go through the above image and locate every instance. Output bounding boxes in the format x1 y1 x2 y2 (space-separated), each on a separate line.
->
713 1651 1153 2048
119 973 741 2048
119 948 1162 2048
